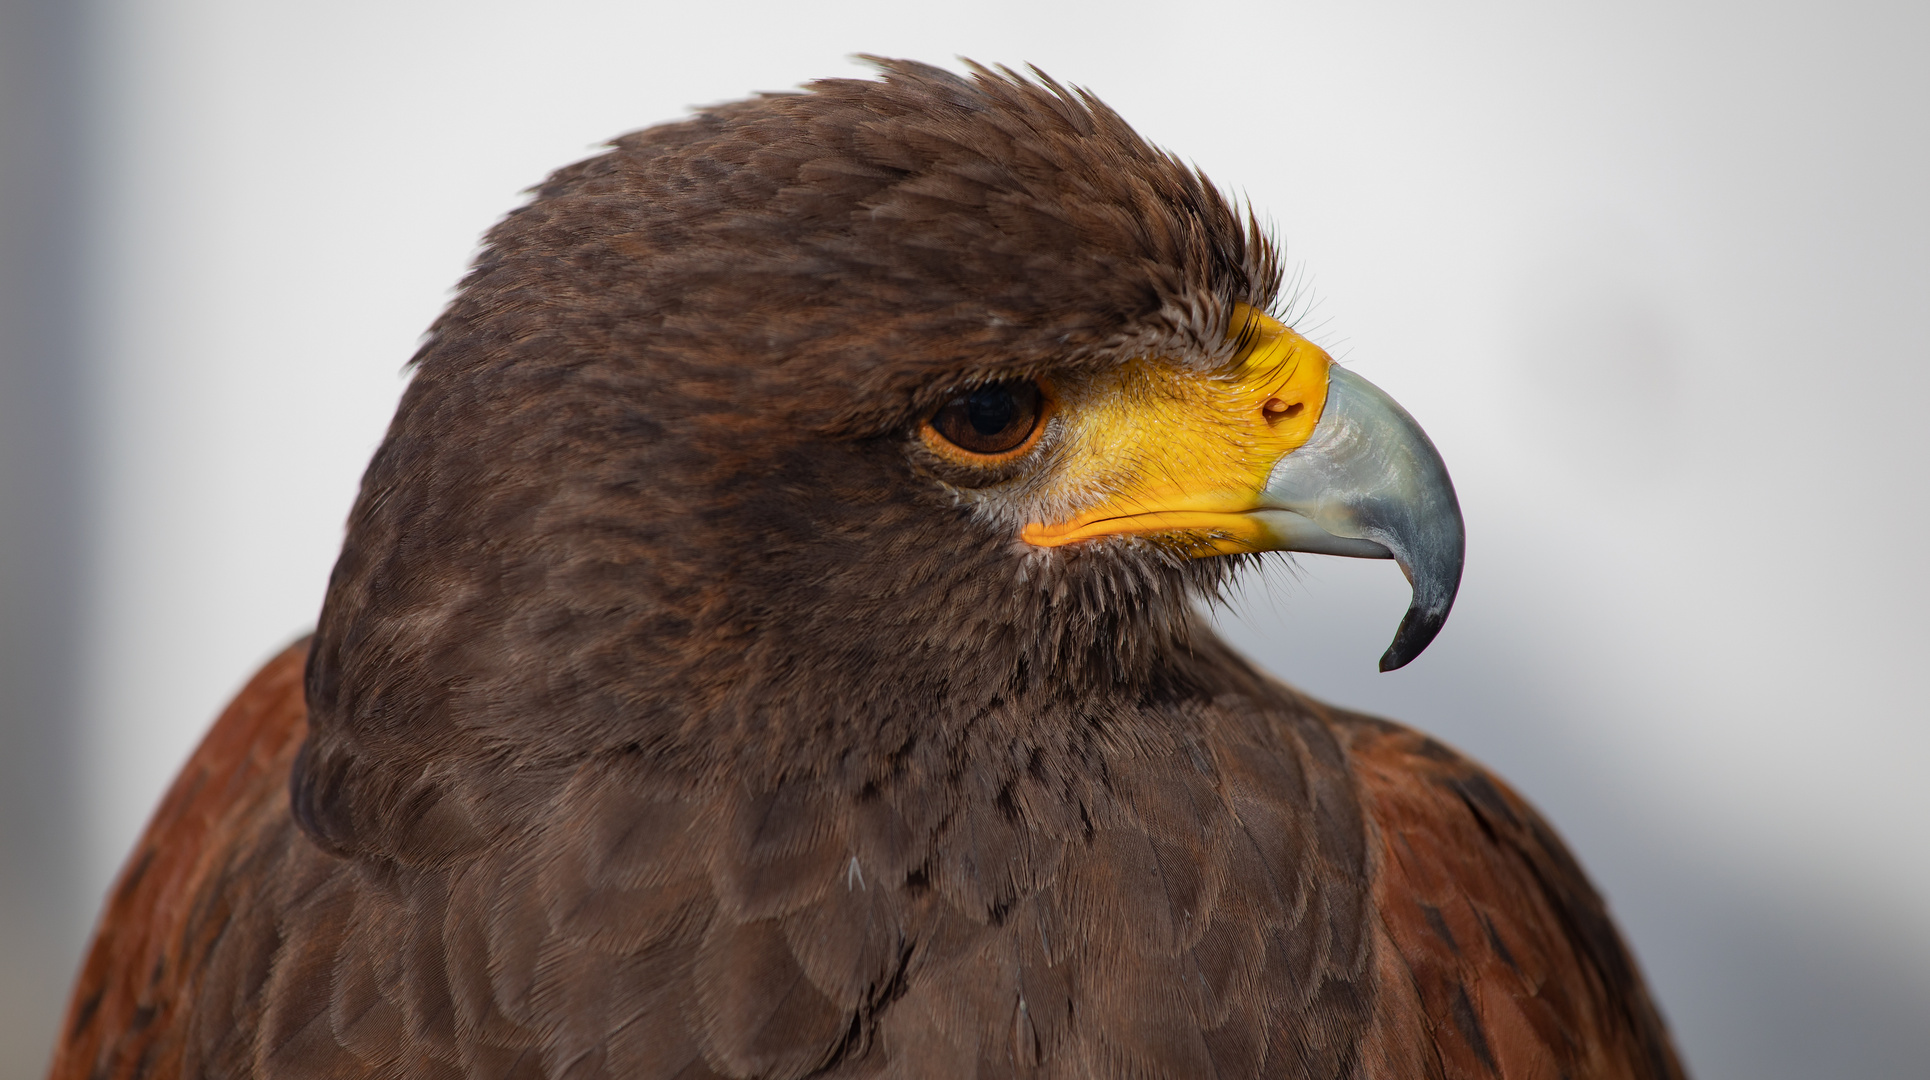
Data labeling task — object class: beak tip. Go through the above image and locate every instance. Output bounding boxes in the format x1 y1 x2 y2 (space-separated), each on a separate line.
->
1376 601 1452 672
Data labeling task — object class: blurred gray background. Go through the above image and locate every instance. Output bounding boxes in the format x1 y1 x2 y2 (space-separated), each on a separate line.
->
2 0 1925 1076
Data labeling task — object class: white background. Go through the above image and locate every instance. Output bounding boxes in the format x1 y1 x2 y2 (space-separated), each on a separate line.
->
38 0 1930 1075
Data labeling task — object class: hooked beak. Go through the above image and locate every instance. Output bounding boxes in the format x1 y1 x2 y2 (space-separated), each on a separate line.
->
1249 364 1464 671
1021 309 1465 670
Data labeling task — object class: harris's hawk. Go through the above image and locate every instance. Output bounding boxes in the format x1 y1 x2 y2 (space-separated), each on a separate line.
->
50 61 1685 1080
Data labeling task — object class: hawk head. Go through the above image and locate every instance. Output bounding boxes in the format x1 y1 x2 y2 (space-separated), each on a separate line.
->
292 59 1461 863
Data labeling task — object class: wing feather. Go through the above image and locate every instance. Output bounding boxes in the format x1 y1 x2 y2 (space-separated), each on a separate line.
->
51 639 313 1080
1339 715 1686 1080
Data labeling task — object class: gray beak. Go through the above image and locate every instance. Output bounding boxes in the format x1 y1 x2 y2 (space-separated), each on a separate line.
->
1249 366 1465 671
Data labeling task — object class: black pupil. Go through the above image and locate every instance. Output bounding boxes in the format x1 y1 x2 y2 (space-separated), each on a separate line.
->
966 386 1018 436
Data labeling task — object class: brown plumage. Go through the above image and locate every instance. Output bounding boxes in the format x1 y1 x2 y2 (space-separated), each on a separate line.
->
50 61 1685 1079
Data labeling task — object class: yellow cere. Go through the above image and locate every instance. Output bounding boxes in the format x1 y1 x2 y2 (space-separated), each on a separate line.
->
1021 307 1332 556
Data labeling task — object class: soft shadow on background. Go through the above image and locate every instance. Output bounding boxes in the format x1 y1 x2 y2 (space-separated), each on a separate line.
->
2 1 1925 1077
0 0 87 1064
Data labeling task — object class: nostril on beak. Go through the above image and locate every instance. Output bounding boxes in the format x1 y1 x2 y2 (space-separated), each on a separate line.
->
1262 398 1303 423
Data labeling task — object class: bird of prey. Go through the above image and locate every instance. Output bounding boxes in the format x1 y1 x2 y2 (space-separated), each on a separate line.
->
50 60 1685 1080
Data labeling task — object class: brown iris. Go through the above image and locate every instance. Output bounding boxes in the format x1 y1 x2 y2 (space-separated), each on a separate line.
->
925 380 1046 457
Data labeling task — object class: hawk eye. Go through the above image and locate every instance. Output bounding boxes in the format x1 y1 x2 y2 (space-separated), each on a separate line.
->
927 380 1045 457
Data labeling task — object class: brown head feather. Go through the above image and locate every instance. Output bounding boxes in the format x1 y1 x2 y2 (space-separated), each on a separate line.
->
294 59 1281 865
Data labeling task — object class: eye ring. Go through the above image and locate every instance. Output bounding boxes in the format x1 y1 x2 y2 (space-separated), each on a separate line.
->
920 379 1052 462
